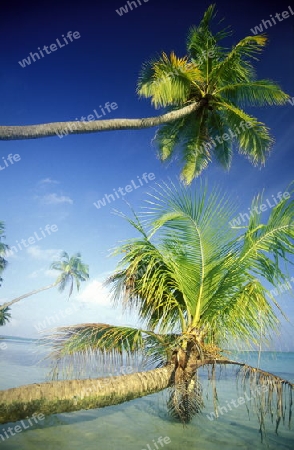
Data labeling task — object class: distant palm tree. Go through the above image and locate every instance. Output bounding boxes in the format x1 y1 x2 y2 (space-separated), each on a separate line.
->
39 182 294 434
0 306 11 326
0 5 289 184
0 222 9 287
0 252 89 311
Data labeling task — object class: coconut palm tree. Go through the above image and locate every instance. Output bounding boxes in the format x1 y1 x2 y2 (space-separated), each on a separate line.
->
3 182 292 433
0 5 289 183
0 251 89 311
136 6 289 183
0 306 11 326
0 222 9 287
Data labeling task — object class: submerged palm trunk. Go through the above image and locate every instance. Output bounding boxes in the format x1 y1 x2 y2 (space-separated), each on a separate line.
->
0 101 205 141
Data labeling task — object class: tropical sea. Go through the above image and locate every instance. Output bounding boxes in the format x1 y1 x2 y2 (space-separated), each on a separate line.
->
0 337 293 450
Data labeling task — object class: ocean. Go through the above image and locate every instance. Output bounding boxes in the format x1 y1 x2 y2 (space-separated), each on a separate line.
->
0 337 293 450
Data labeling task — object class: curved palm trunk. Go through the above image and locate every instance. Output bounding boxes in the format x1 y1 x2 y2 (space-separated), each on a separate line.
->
0 281 58 311
0 101 205 141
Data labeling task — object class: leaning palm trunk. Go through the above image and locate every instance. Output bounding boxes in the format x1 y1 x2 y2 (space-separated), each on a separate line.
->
0 359 292 426
0 281 58 311
0 365 174 424
0 101 205 140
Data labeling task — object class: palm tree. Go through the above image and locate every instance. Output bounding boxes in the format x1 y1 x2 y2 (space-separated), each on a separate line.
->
2 182 293 434
0 251 89 311
0 222 9 287
136 5 289 183
0 306 11 326
0 5 289 183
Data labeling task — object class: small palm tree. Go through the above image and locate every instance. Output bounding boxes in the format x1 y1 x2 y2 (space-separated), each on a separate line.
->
50 251 89 299
48 182 294 434
137 4 289 182
0 306 11 326
0 251 89 311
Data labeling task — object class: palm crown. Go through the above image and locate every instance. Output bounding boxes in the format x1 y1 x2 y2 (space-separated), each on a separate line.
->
48 182 294 425
108 182 293 349
137 4 289 183
51 251 89 299
0 306 11 326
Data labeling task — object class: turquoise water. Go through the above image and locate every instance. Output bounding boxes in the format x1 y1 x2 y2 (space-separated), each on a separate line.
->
0 338 294 450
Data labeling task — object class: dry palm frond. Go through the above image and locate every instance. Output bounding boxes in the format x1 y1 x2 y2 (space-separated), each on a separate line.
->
237 364 293 441
167 375 204 423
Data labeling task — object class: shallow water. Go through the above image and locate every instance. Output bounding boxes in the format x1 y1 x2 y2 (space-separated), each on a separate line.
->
0 339 293 450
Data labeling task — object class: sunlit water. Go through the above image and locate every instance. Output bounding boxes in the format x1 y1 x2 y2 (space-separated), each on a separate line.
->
0 337 293 450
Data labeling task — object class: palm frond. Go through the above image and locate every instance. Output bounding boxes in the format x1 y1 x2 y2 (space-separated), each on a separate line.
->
203 280 280 348
154 119 185 162
237 363 294 440
0 306 11 326
44 323 170 379
180 108 211 183
217 80 290 106
47 323 146 361
238 186 294 280
142 182 237 325
210 34 268 85
137 52 203 108
144 332 180 367
216 101 273 165
187 4 231 79
206 112 233 169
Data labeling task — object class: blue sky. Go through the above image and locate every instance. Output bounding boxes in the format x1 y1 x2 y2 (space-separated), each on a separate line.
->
0 0 293 350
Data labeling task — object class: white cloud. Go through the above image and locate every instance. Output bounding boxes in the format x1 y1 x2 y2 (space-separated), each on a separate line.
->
39 193 73 205
76 280 111 306
38 178 59 186
27 246 61 261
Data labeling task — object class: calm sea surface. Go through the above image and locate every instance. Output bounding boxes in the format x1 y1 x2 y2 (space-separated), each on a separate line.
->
0 337 293 450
